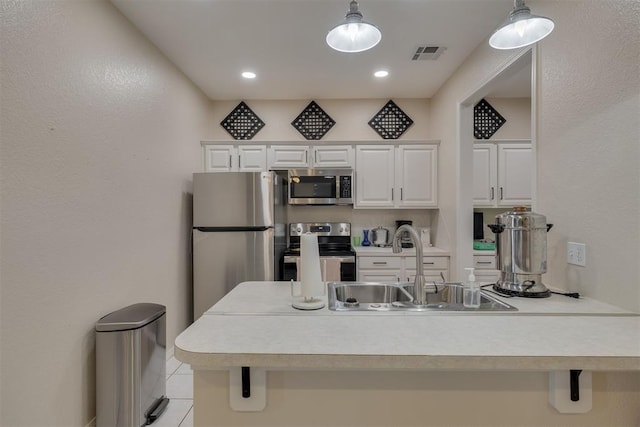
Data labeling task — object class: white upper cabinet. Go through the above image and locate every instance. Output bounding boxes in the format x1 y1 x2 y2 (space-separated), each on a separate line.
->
312 145 354 168
355 144 438 209
396 145 438 208
355 145 395 207
203 145 236 172
237 145 267 171
203 144 266 172
497 143 532 205
473 141 531 207
267 145 309 169
268 145 353 169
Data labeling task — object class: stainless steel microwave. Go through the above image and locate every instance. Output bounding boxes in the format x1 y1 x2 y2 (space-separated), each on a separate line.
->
288 169 353 205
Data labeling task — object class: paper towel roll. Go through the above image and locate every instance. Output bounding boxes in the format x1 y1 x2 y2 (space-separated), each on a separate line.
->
300 232 323 297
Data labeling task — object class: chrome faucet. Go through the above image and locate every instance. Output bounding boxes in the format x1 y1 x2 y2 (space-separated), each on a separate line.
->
392 224 430 305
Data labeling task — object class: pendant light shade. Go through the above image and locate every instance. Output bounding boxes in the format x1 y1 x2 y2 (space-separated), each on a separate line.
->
326 1 381 53
489 0 554 50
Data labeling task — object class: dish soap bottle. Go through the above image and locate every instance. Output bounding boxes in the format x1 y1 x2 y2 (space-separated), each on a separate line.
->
463 267 480 308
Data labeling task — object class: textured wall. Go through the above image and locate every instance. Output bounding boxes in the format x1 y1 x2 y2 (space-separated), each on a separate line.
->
0 1 213 425
535 0 640 310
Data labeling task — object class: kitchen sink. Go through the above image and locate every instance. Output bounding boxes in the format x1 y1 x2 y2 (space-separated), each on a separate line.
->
327 282 517 312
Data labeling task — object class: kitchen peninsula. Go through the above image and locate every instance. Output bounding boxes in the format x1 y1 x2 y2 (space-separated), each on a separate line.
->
175 282 640 426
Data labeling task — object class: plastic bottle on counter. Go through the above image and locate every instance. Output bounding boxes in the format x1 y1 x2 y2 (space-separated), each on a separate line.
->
463 267 480 308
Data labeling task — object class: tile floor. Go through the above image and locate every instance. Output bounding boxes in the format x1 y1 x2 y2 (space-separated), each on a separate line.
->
156 353 193 427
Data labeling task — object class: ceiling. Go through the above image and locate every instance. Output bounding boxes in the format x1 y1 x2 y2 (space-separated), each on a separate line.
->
111 0 531 101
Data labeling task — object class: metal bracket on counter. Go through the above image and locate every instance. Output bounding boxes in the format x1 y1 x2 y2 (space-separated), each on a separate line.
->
242 366 251 398
229 367 267 411
549 370 592 414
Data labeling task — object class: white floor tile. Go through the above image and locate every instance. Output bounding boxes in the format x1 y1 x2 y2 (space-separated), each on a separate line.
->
166 372 193 399
152 399 192 427
166 357 181 377
174 363 192 375
179 406 193 427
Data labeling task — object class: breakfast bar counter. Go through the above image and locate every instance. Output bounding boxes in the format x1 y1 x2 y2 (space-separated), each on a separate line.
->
174 281 640 426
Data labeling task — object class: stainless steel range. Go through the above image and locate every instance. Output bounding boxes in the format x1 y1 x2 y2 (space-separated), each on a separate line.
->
282 222 356 282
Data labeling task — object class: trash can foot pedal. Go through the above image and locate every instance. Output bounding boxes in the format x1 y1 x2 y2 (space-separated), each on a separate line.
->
145 396 170 425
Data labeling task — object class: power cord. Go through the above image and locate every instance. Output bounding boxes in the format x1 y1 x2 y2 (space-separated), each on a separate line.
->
550 291 580 299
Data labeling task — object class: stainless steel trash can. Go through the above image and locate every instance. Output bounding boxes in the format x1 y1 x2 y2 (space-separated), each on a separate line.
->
96 303 169 427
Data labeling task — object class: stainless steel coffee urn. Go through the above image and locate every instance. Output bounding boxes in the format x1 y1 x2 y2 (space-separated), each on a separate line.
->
488 207 553 298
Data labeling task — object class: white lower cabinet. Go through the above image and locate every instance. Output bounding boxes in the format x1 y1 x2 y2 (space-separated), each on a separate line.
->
357 255 449 283
473 254 500 283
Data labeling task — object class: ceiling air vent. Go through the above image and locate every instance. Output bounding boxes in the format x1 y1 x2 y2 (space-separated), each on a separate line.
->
412 46 446 61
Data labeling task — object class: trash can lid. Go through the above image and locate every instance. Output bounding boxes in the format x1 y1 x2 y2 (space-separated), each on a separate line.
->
96 303 166 332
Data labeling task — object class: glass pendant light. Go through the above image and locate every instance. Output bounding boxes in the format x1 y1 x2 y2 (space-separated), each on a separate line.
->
326 1 381 53
489 0 554 50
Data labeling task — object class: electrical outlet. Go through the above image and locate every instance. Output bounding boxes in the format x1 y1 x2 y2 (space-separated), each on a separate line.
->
567 242 586 266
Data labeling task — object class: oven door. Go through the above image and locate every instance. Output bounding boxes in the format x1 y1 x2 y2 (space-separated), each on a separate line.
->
282 255 356 282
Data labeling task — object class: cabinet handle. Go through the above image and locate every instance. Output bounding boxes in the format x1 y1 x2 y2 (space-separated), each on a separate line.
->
229 155 232 168
424 262 435 265
401 188 403 201
315 150 318 164
491 187 495 200
477 261 493 265
372 261 387 265
391 188 394 201
305 150 308 164
238 154 241 168
500 187 504 200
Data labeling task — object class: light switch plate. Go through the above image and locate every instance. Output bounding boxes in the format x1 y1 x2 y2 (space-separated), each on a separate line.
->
567 242 586 266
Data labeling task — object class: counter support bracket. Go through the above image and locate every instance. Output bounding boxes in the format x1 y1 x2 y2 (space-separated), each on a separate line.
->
548 370 592 414
229 367 267 412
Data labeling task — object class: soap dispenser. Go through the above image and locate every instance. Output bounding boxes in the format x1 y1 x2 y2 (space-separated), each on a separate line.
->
463 267 480 308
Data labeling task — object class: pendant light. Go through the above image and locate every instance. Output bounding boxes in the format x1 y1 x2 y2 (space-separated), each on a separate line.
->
489 0 554 50
326 1 381 53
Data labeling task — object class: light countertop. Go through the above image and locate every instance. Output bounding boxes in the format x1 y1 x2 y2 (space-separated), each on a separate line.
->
175 281 640 372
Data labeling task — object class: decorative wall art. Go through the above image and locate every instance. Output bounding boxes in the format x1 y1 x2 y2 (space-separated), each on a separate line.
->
291 101 335 140
368 100 413 139
473 99 506 139
220 101 265 140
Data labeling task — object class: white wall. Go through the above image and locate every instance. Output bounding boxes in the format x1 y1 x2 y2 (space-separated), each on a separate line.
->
0 1 214 425
534 0 639 310
431 1 639 312
485 97 531 140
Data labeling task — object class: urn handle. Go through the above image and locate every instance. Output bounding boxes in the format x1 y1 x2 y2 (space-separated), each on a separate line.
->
487 224 505 234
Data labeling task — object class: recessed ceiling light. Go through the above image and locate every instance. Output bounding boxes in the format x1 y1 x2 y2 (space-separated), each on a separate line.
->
374 70 389 78
241 71 256 79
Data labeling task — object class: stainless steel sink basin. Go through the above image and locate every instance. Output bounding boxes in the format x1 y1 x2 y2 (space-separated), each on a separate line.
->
327 282 517 311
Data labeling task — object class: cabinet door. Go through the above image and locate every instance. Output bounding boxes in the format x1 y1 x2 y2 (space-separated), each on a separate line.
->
203 145 236 172
238 145 267 171
355 145 395 208
358 270 401 283
267 145 309 169
497 143 532 206
396 145 438 207
312 145 354 168
473 143 497 206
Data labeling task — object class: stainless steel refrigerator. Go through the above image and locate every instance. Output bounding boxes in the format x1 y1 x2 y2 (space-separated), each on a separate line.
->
192 172 286 320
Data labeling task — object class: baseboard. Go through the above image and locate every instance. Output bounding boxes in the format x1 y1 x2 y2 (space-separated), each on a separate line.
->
84 417 96 427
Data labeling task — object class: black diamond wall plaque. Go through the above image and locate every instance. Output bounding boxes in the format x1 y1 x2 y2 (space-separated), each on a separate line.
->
220 101 265 140
474 99 506 139
368 100 413 139
291 101 335 140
